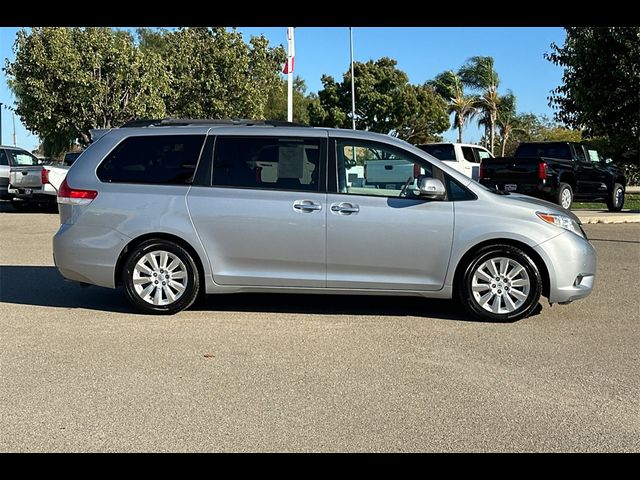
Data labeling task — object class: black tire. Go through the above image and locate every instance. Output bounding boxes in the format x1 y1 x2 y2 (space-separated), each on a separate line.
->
122 239 200 315
457 244 542 322
606 183 625 212
555 182 573 210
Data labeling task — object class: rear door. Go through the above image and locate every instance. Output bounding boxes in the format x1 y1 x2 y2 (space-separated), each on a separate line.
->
584 147 609 195
326 135 454 290
573 144 598 194
187 132 328 287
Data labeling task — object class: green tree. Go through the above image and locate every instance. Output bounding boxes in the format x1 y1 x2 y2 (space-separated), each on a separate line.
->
310 57 448 143
429 70 478 143
495 91 518 157
4 27 169 155
459 56 500 154
161 27 285 119
264 76 312 124
546 27 639 161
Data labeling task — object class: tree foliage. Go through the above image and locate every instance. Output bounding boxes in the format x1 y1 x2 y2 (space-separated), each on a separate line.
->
158 28 285 119
4 27 169 155
264 76 314 124
429 70 478 143
459 56 500 154
4 27 286 156
310 57 448 143
546 27 640 161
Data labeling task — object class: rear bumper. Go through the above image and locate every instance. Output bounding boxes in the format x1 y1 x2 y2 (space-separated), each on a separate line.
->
8 186 54 202
53 223 131 288
534 231 597 304
480 180 557 199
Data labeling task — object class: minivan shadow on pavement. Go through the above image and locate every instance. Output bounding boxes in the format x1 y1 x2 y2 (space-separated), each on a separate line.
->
0 265 131 313
0 265 542 321
0 264 534 322
196 292 474 321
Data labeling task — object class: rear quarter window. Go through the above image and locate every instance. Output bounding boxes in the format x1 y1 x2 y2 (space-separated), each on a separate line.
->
97 135 206 184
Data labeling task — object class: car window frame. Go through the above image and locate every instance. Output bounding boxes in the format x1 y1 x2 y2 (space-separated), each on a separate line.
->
95 133 208 186
328 137 456 202
197 134 327 194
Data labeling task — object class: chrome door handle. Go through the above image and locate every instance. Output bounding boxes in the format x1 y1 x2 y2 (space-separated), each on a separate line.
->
330 203 359 214
293 200 322 212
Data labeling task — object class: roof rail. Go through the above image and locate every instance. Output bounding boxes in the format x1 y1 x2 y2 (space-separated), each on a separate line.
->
120 118 310 128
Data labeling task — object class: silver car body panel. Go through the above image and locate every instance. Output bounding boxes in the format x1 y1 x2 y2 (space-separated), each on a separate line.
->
52 125 597 306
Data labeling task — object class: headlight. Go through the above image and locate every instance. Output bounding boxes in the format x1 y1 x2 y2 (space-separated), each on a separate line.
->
536 212 584 237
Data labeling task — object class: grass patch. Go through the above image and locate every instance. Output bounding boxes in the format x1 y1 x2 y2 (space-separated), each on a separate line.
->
572 193 640 211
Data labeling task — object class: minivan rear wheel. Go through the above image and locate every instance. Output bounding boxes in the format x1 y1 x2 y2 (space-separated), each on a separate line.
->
122 239 200 314
458 244 542 322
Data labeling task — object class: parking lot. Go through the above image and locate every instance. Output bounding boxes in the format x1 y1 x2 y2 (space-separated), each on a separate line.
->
1 208 638 452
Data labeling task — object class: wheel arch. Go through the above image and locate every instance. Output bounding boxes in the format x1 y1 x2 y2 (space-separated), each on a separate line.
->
452 238 550 299
114 232 206 289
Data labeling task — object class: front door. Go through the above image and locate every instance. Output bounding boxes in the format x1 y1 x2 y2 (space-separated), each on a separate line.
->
326 136 454 291
187 133 328 287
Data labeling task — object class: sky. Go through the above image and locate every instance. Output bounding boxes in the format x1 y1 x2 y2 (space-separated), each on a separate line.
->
0 27 566 152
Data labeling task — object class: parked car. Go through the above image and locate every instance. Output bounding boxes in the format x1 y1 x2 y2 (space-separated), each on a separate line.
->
479 141 626 211
9 157 73 208
0 145 44 204
417 143 493 181
62 151 83 166
53 119 596 322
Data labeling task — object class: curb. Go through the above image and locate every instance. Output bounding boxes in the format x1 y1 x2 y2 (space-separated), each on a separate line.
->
575 213 640 224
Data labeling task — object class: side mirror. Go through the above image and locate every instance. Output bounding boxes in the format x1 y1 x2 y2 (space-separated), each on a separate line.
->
418 177 446 200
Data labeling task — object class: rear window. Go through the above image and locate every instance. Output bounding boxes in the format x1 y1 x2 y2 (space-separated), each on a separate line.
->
515 143 572 160
7 149 40 166
97 135 205 184
418 144 455 161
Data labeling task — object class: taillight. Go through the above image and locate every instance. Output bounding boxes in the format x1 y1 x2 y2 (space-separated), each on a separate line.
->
41 167 49 185
413 163 421 178
57 178 98 205
479 162 485 180
538 162 548 180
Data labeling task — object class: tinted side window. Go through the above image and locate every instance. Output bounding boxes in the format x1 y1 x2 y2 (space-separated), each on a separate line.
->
573 145 587 163
461 146 477 163
212 136 322 192
418 144 455 161
0 150 8 166
97 135 205 184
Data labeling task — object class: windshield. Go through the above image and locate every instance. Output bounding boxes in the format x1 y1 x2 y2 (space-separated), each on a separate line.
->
417 144 455 161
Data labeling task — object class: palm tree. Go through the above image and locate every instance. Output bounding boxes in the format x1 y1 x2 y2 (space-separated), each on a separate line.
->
429 70 477 143
459 56 500 154
496 91 526 157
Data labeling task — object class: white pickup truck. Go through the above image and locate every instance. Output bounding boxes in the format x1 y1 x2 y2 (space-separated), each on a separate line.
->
417 142 493 181
7 150 73 209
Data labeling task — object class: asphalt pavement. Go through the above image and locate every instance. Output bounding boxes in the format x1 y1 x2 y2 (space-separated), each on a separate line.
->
0 210 638 452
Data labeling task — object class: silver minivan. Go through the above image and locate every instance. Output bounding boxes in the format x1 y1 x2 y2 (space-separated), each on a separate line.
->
53 120 596 321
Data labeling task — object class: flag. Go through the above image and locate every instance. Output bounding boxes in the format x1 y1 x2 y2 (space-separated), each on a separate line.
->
283 27 295 74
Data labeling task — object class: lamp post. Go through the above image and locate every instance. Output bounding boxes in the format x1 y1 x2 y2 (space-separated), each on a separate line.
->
349 27 355 130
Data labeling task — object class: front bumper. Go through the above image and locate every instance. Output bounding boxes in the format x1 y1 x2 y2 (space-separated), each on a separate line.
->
534 231 597 304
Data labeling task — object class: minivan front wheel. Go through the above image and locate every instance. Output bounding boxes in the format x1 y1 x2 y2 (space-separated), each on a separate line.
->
122 239 200 314
458 244 542 322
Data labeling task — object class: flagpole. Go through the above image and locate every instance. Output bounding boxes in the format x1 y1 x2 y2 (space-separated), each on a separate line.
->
287 27 294 123
350 27 355 130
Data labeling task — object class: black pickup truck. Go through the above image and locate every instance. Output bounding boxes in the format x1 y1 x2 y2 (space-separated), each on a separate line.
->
479 141 626 211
